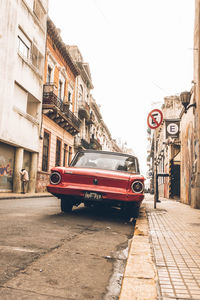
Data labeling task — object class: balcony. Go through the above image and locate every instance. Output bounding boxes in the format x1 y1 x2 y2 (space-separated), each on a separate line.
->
90 136 102 150
78 100 90 120
74 136 90 150
74 135 102 151
43 83 81 136
86 112 95 125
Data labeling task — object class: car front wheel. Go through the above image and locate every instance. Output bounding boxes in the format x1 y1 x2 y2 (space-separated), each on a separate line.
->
61 198 73 213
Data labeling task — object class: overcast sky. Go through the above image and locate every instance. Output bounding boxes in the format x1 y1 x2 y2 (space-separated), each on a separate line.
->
48 0 194 175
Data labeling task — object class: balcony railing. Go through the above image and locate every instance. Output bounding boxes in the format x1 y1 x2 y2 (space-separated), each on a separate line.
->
86 112 95 125
78 100 90 120
74 136 90 150
90 137 102 150
43 83 81 135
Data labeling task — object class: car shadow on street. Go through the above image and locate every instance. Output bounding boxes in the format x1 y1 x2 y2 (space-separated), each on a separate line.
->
43 204 135 225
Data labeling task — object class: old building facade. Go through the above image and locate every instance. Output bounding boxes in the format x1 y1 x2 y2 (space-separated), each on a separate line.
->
67 45 121 154
188 0 200 208
147 1 200 209
0 0 48 192
147 97 182 200
67 45 94 152
176 0 200 208
0 5 128 194
89 97 117 152
37 18 80 192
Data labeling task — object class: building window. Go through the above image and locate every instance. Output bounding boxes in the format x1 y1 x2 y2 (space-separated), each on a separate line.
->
18 37 29 58
58 80 63 100
79 85 83 101
17 28 43 74
63 144 68 167
32 43 43 73
68 146 72 165
33 0 45 26
47 66 52 83
17 29 31 59
68 91 71 102
56 138 61 166
68 85 73 111
42 131 50 172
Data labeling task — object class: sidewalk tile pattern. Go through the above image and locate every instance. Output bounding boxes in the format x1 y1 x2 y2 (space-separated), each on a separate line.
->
145 197 200 300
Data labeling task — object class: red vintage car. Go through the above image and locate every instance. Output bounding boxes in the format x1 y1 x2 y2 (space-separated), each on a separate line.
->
47 150 145 217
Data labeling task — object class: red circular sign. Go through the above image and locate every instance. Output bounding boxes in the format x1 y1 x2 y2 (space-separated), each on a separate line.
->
147 109 163 129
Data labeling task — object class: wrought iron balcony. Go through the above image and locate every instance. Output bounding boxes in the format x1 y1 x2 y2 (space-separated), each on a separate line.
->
43 83 81 136
78 100 90 120
89 137 102 150
86 112 95 125
74 136 90 150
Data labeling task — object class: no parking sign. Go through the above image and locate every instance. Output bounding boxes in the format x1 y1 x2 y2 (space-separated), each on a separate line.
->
147 109 163 129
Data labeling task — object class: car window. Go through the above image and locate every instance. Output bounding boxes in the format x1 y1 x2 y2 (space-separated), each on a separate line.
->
71 152 139 173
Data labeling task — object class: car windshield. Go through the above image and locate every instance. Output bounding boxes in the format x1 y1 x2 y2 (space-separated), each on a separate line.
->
70 152 139 173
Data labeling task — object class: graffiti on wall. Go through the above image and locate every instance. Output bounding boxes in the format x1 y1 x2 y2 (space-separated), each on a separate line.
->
0 155 13 177
0 150 14 190
36 172 49 192
0 164 12 176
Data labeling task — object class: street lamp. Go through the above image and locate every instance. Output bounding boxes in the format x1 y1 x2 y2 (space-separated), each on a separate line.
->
180 91 196 113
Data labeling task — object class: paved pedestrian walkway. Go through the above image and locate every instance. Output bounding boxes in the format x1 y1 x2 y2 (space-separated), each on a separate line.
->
120 194 200 300
145 195 200 300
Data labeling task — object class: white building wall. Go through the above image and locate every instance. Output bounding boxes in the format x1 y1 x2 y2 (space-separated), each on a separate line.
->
0 0 48 152
0 0 48 192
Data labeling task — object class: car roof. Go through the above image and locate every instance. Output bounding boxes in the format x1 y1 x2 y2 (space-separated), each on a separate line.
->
77 149 138 159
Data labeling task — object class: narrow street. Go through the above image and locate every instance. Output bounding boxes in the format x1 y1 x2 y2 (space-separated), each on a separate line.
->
0 197 134 299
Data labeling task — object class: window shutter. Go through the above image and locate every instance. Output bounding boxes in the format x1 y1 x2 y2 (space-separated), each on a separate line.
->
33 0 45 25
32 44 38 68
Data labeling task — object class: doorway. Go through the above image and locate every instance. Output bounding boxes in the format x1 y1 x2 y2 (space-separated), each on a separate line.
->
169 157 180 199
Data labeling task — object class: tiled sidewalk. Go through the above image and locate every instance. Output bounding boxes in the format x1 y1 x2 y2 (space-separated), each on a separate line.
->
144 195 200 300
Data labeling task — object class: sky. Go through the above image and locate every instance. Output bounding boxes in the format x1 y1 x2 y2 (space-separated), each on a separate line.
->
48 0 195 175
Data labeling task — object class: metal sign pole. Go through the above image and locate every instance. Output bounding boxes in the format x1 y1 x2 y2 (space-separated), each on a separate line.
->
155 173 169 208
147 108 164 210
154 163 158 209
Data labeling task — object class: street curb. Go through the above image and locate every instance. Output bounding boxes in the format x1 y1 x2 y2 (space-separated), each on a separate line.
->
119 206 158 300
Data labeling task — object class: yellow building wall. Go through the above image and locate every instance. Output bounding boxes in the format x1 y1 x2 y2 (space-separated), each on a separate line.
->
44 36 76 110
38 115 74 172
37 31 78 192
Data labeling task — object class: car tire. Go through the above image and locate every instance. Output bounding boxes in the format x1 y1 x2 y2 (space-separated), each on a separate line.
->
61 198 73 213
129 204 140 218
122 203 140 219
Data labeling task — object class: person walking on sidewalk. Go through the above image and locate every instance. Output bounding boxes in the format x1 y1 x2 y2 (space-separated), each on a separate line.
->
20 169 29 194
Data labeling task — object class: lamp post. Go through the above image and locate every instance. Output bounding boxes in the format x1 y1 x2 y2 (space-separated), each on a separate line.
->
180 91 196 113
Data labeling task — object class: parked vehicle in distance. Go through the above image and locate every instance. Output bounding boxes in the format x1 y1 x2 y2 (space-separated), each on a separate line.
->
47 150 145 218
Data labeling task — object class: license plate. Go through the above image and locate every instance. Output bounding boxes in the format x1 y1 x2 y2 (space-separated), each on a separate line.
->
84 192 102 201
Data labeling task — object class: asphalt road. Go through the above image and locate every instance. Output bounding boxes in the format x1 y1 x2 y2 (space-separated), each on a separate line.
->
0 196 134 299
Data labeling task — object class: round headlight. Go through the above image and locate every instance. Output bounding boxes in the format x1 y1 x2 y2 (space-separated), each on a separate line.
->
50 172 61 185
131 181 143 193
